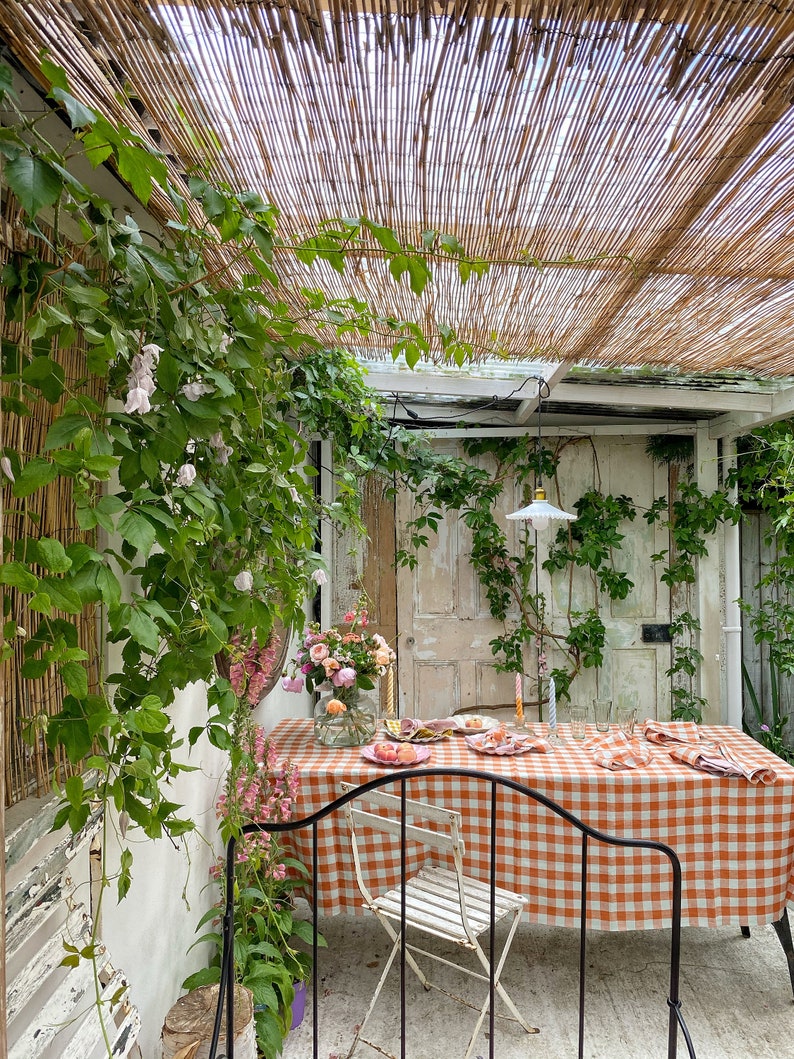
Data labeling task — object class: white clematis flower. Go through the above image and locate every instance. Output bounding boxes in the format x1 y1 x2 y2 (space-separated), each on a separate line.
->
124 388 152 414
176 463 197 487
181 381 214 402
233 570 254 592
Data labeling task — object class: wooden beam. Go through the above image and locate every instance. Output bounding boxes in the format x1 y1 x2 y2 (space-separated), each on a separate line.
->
552 382 772 415
514 362 573 424
708 384 794 438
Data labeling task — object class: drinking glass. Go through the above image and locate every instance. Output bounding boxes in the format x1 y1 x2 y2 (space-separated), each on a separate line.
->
616 705 637 736
593 698 612 733
569 705 588 740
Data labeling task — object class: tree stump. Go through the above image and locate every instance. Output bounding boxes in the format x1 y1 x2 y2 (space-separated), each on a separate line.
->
161 984 255 1059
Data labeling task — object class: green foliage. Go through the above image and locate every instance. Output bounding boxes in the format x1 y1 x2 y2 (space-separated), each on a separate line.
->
645 478 740 720
183 712 326 1057
396 436 630 712
742 660 793 763
0 58 475 850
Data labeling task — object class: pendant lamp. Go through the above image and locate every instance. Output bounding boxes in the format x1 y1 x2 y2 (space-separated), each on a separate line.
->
506 377 576 530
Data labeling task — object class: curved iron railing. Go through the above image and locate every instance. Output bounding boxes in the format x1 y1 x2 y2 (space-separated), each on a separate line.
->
207 767 696 1059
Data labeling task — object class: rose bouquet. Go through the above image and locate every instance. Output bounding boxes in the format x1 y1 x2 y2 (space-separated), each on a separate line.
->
282 599 396 746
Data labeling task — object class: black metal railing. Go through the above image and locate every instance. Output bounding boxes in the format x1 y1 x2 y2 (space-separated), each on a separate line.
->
207 768 696 1059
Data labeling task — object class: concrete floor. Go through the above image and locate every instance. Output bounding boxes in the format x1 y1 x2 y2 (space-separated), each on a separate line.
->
283 907 794 1059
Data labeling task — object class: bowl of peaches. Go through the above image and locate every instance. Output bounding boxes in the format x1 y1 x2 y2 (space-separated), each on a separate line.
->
361 741 432 767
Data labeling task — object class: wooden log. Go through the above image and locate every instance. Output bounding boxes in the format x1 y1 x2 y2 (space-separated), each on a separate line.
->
161 985 255 1059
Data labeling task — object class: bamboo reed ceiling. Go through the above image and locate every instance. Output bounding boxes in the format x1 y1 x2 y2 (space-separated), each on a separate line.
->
2 1 794 373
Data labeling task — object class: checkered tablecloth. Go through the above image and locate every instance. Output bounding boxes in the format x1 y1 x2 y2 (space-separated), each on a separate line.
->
269 719 794 931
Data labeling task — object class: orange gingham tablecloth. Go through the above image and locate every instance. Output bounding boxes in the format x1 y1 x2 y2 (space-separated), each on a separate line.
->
270 719 794 931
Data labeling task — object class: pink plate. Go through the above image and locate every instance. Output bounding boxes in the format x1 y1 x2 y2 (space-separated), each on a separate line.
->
361 743 432 767
465 733 535 756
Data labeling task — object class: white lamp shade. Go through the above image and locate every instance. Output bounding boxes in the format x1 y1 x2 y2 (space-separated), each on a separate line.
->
506 488 576 528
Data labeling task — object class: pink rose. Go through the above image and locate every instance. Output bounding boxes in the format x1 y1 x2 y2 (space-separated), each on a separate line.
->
332 667 356 687
281 675 304 693
309 643 329 663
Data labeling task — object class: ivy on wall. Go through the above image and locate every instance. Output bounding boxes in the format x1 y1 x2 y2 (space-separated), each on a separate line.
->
399 431 742 721
0 59 513 861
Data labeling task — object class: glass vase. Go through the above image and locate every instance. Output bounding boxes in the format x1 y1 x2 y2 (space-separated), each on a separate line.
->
313 687 377 747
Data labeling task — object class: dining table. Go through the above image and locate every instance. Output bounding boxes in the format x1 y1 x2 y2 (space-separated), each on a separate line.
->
268 717 794 966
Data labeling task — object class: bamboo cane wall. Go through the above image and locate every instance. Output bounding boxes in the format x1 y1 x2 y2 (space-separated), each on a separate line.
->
1 211 104 806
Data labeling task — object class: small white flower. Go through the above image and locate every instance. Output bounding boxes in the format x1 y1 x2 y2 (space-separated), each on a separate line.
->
124 388 152 414
176 463 196 487
234 570 254 592
219 335 232 354
140 343 162 367
15 625 26 637
311 569 328 586
209 432 234 465
181 381 214 402
289 486 299 503
1 456 15 482
127 370 156 395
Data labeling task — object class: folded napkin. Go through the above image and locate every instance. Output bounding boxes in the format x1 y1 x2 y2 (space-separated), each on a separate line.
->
641 720 702 746
589 730 652 770
467 728 554 754
384 717 456 739
669 742 778 785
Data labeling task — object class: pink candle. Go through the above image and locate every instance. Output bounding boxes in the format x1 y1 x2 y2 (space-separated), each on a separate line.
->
515 673 524 723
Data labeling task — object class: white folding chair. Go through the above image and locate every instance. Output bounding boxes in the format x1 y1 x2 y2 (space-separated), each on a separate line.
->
340 781 538 1059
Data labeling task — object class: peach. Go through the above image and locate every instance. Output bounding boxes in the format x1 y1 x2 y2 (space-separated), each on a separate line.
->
396 744 417 764
374 742 398 762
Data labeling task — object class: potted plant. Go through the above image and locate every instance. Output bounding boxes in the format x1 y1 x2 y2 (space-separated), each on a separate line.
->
282 597 396 746
184 676 324 1056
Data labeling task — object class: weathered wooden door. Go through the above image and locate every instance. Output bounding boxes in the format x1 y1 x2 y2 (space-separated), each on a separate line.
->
395 436 674 721
394 442 523 719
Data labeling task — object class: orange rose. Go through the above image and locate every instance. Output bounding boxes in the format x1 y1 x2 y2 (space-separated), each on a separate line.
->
325 698 347 716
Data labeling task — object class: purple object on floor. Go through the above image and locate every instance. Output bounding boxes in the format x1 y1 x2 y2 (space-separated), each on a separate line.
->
291 980 306 1029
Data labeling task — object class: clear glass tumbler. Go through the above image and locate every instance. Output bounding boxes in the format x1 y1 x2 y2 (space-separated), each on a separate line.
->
569 705 588 740
616 705 637 736
593 698 612 732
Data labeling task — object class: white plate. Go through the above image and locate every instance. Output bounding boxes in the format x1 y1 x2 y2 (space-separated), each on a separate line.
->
453 715 500 734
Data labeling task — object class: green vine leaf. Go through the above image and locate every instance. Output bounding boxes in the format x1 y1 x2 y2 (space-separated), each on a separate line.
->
4 154 63 216
12 457 58 496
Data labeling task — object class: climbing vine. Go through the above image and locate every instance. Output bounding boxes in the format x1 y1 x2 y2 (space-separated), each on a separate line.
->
397 435 637 711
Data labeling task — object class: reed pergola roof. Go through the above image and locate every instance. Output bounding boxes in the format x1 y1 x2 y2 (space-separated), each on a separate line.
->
3 1 794 429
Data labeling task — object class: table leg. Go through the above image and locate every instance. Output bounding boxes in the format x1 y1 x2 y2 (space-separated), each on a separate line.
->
740 925 751 938
771 908 794 1000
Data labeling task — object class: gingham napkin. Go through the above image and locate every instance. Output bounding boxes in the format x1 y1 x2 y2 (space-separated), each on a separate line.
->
466 729 555 755
669 742 778 784
384 717 456 740
641 720 702 746
589 730 652 770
